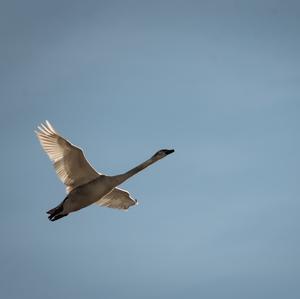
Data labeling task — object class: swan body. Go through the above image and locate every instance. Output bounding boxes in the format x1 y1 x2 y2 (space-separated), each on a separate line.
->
35 121 174 221
62 176 115 213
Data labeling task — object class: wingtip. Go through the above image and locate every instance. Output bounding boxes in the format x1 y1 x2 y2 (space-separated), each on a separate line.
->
35 120 57 136
45 120 55 132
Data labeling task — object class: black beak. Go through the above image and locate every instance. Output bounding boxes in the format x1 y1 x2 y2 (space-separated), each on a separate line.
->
165 149 175 155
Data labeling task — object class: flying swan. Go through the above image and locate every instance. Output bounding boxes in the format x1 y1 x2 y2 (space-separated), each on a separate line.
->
35 121 174 221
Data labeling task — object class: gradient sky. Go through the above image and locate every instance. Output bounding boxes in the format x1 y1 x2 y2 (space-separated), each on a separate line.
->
1 1 299 298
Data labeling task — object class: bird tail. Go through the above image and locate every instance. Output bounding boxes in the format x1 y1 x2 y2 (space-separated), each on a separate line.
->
47 197 69 222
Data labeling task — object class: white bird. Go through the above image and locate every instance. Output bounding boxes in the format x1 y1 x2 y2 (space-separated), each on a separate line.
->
35 121 174 221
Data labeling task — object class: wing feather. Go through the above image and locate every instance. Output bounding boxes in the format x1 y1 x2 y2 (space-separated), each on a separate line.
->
36 121 100 192
95 188 138 210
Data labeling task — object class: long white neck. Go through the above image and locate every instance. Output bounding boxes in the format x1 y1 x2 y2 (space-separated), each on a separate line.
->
113 155 162 185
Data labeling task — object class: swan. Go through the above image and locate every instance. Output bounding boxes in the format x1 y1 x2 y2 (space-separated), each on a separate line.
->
35 121 174 221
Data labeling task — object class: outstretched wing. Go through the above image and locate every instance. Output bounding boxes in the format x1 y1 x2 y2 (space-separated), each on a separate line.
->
35 121 100 193
95 188 138 210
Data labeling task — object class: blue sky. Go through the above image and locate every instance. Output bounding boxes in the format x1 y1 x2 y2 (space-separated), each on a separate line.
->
1 1 299 298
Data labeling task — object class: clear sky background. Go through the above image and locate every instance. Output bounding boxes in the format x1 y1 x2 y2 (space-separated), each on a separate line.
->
1 1 299 298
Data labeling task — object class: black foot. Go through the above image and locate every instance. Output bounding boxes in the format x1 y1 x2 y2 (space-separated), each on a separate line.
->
48 213 68 222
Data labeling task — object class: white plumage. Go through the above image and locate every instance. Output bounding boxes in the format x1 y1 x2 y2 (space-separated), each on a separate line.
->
36 121 174 221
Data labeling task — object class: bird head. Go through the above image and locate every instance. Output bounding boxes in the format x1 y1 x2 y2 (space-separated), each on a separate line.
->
151 149 175 159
